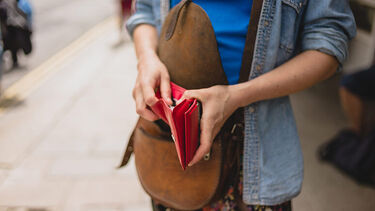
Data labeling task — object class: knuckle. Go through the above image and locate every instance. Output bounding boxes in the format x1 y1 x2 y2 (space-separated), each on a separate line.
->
140 78 148 87
184 91 191 98
135 103 146 115
162 89 171 95
144 96 155 105
135 107 143 115
162 72 170 80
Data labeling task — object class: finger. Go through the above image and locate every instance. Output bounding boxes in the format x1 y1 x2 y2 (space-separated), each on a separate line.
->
141 80 159 106
135 89 159 121
188 125 213 166
177 89 202 104
160 73 172 105
189 130 212 166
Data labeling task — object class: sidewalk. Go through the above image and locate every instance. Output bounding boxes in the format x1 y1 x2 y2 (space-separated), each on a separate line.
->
0 19 150 211
0 17 374 211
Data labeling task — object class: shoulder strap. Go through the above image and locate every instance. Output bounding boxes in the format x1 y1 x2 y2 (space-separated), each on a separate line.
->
118 129 135 168
165 0 191 40
238 0 263 83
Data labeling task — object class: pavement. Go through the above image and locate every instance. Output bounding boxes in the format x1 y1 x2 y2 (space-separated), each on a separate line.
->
0 18 150 211
0 11 374 211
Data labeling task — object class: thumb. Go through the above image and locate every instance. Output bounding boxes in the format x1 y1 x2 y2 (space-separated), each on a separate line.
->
160 73 172 105
177 89 202 104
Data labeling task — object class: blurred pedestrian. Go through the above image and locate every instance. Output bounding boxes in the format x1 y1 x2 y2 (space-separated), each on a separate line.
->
319 65 375 187
340 65 375 135
0 0 32 68
117 0 132 43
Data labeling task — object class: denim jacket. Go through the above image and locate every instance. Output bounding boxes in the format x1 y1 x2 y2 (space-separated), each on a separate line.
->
126 0 356 205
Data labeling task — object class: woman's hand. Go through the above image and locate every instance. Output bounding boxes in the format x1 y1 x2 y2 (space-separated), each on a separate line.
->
179 85 240 166
132 52 173 121
132 24 172 121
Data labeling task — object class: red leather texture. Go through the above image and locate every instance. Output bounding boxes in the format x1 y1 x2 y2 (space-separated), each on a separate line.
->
151 82 200 169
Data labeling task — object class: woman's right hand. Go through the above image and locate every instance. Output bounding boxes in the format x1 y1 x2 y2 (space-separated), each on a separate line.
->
132 52 172 121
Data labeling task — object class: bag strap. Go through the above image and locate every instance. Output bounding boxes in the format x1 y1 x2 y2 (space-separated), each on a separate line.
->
118 128 135 167
232 0 263 199
238 0 263 83
165 0 192 40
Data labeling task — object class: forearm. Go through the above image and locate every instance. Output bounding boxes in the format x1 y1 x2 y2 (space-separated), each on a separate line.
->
133 24 159 61
231 50 338 107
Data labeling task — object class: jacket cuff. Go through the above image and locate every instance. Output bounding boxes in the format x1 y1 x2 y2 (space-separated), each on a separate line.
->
301 29 350 71
126 15 156 38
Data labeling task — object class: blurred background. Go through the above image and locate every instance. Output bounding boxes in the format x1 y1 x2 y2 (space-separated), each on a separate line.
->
0 0 374 210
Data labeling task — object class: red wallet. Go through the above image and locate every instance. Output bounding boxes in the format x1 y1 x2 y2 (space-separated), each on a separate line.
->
150 82 200 170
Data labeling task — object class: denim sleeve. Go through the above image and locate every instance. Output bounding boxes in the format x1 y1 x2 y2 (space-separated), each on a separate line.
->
300 0 356 66
126 0 156 37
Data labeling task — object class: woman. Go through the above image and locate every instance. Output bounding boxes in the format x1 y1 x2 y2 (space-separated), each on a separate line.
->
126 0 356 210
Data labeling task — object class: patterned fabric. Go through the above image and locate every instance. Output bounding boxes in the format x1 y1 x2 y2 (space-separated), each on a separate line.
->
203 196 291 211
202 151 292 211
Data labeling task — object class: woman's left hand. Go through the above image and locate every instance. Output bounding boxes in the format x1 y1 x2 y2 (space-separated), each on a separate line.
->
179 85 240 167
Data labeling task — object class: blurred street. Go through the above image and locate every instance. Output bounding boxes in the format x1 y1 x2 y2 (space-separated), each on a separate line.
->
1 0 116 89
0 14 151 210
0 1 374 211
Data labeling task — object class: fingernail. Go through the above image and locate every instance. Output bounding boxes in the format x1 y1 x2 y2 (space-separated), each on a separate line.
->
188 162 193 167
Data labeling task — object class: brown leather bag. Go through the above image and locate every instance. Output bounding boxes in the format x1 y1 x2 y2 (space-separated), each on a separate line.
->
119 0 263 210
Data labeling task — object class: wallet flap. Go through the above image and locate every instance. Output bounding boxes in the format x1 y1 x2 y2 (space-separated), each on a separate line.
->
170 82 186 100
151 100 169 123
184 100 200 166
172 99 194 168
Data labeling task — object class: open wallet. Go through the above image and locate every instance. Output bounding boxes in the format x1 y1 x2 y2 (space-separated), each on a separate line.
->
150 82 201 170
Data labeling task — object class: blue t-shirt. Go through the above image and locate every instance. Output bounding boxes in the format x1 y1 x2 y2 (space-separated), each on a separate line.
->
171 0 252 85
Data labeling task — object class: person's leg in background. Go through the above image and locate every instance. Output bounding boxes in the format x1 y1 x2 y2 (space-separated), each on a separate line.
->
340 65 375 135
340 87 364 134
10 49 18 68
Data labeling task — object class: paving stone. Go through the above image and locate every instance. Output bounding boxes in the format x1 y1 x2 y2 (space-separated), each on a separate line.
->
0 208 24 211
123 205 151 211
0 181 70 207
33 138 92 158
0 207 55 211
79 204 122 211
47 157 119 178
6 158 51 184
63 178 150 211
0 170 8 186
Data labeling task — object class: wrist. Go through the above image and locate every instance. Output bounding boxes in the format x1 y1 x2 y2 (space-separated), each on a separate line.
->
138 50 158 61
227 85 243 109
229 82 256 108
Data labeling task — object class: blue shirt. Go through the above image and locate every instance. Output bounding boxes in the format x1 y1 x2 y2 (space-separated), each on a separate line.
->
171 0 252 85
